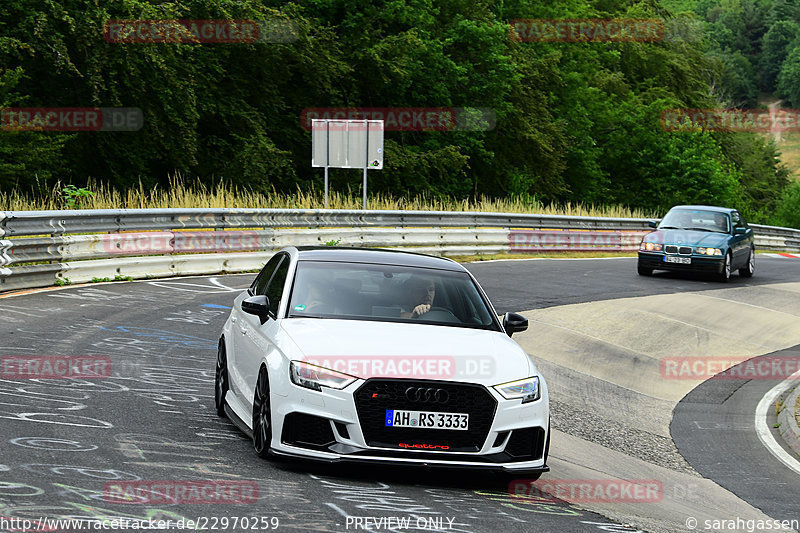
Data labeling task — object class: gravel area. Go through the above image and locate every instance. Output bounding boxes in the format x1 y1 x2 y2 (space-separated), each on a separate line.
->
795 390 800 427
551 398 700 476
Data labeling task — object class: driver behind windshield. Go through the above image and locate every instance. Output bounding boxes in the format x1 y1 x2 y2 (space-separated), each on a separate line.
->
712 213 729 232
400 277 436 318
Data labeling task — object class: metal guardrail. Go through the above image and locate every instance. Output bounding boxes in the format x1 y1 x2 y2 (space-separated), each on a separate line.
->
0 209 798 292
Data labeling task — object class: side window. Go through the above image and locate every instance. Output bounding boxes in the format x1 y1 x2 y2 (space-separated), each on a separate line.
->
265 258 290 317
251 255 282 295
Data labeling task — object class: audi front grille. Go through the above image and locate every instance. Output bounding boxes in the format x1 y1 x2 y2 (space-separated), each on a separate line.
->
354 379 497 452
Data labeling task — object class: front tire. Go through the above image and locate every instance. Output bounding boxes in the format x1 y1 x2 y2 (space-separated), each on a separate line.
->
637 264 653 276
718 251 732 282
215 339 229 418
252 366 272 459
739 249 755 278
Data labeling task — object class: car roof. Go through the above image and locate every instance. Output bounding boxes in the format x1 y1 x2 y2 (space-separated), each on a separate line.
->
669 205 735 214
291 246 466 272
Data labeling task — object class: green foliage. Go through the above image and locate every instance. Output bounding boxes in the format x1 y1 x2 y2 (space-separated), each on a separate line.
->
760 20 800 90
777 46 800 106
771 180 800 228
54 278 71 286
90 275 133 283
0 0 792 221
61 184 94 209
323 239 341 246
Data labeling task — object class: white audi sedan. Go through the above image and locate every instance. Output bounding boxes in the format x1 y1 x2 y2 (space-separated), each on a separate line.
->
216 247 550 475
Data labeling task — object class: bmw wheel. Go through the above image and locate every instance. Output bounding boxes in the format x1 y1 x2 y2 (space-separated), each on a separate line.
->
215 338 229 418
253 366 272 459
637 264 653 276
739 249 755 278
718 251 732 282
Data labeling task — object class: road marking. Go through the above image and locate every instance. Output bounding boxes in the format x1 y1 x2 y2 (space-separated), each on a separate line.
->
146 280 236 293
208 277 240 291
754 369 800 476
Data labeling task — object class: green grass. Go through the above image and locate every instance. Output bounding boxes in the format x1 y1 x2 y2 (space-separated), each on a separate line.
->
777 131 800 182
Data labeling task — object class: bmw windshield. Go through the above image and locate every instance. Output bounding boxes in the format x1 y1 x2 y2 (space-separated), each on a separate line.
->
287 261 500 330
658 209 731 233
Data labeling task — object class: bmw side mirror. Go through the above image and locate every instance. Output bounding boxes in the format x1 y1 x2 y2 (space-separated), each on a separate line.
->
648 220 658 228
734 227 746 235
503 312 528 337
242 295 271 324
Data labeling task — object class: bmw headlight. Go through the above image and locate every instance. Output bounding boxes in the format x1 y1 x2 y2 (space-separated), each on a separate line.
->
493 376 540 404
695 247 722 256
640 242 663 251
290 361 357 391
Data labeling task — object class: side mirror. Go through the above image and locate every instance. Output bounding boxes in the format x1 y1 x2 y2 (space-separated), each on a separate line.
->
648 220 658 229
242 295 271 324
503 312 528 337
734 227 747 235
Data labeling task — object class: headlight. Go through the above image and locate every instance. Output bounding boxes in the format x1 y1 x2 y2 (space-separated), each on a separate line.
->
290 361 357 391
493 376 540 403
640 242 663 251
695 247 722 256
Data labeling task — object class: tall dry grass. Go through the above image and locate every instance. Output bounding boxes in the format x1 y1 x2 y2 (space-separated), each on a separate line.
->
0 177 653 218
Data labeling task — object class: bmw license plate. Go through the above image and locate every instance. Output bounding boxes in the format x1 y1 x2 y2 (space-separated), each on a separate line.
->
664 256 691 264
385 410 468 430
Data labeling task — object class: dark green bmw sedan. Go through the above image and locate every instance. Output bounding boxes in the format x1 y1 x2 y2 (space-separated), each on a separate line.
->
637 205 755 282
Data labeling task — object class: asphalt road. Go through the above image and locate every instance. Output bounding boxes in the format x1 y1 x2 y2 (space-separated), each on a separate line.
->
1 255 799 533
672 345 800 523
466 255 800 312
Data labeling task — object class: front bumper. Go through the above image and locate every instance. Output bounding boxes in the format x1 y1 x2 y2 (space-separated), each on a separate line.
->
638 252 723 273
269 378 550 474
269 445 550 474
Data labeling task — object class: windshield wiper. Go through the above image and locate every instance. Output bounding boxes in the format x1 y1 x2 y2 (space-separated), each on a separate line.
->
687 227 717 232
658 226 682 230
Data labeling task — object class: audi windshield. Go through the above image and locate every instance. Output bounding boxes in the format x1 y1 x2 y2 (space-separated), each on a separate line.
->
287 261 500 330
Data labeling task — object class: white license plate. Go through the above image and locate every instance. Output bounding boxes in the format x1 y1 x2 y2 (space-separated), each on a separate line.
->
385 410 469 430
664 256 691 264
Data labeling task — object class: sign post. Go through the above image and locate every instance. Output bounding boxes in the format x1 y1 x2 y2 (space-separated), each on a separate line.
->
312 119 384 210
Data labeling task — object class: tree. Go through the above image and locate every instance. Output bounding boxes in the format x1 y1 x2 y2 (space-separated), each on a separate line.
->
771 180 800 228
777 45 800 105
760 20 800 89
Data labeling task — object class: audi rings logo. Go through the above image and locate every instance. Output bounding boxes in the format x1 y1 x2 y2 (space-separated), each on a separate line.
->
405 387 449 404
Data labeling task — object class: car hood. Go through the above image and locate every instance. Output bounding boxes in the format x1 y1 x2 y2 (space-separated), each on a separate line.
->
645 229 729 248
280 318 536 386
